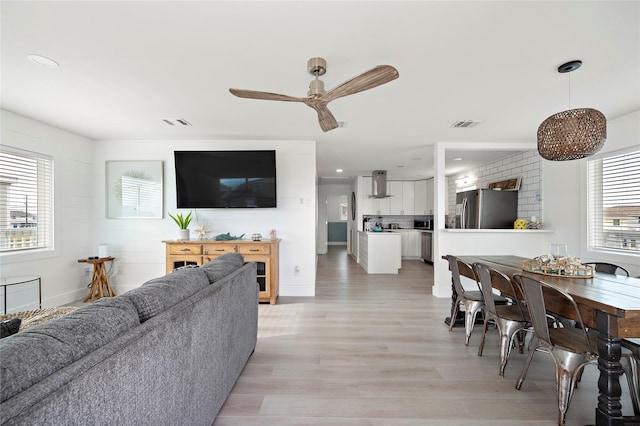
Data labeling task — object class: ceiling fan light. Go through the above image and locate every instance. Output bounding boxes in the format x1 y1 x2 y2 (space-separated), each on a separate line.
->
537 108 606 161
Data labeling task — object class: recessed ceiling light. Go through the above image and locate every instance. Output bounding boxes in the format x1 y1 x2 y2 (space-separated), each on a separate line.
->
27 54 59 68
412 157 422 161
336 169 343 173
453 157 463 161
396 165 405 168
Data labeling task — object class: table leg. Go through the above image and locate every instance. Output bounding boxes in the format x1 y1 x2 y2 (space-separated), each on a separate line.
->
83 266 99 302
595 310 624 425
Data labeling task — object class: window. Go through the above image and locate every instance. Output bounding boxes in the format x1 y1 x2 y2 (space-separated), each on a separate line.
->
0 147 53 253
588 149 640 253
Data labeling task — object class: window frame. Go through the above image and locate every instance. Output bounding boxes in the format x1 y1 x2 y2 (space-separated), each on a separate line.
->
586 146 640 257
0 146 55 257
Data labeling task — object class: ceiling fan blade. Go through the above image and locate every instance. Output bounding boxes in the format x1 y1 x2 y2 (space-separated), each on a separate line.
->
305 101 339 132
323 65 399 102
229 88 304 102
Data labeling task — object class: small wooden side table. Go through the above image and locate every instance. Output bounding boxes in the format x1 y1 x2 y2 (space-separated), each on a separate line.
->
78 257 115 302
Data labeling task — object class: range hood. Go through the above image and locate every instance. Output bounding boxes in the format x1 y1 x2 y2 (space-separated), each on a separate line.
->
370 170 391 198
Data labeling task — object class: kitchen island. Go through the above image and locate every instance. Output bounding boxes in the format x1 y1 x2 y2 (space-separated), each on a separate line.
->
358 231 402 274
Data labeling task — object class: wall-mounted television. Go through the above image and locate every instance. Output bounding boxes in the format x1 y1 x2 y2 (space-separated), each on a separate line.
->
174 150 276 208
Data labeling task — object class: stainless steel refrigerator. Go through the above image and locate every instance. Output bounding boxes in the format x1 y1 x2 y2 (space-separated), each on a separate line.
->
455 189 518 229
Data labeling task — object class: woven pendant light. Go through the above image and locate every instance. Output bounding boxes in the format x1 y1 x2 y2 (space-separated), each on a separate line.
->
537 60 606 161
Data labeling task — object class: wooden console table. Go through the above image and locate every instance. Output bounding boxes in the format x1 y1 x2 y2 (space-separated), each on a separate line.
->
78 257 115 302
163 239 280 304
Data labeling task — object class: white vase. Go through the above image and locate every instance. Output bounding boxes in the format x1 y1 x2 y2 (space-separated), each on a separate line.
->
178 229 190 241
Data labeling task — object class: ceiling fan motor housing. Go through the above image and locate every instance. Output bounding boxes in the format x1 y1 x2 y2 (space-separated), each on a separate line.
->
308 79 325 96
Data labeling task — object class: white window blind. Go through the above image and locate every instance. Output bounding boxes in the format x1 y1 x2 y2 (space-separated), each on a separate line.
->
0 147 53 253
588 149 640 253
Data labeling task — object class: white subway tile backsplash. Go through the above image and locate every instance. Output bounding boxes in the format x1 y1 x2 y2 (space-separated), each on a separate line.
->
448 149 542 223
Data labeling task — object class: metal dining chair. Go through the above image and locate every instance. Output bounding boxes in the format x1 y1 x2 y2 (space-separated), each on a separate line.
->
584 262 629 276
514 274 599 426
622 338 640 415
446 255 508 346
473 262 530 376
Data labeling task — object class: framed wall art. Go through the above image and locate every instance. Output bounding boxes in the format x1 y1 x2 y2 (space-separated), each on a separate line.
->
106 161 163 218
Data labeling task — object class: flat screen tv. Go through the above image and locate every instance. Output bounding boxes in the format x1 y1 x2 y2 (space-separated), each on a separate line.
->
174 150 276 208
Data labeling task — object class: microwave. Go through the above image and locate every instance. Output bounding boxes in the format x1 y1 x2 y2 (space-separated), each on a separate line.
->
414 220 432 230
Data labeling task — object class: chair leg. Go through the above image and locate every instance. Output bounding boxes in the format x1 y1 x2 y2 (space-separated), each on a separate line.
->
516 339 538 390
464 301 483 346
448 297 461 333
621 354 640 415
498 320 524 377
478 318 490 356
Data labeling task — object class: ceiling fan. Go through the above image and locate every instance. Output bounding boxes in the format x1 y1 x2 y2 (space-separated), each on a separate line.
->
229 57 399 132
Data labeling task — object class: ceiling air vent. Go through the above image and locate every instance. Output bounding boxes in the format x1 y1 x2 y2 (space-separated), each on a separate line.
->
162 118 192 126
451 120 483 128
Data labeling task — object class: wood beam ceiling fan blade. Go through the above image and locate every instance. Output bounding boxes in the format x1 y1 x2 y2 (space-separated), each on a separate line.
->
323 65 399 103
229 88 304 102
315 104 339 132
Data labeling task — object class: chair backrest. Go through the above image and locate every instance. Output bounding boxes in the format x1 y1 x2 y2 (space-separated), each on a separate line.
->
585 262 629 277
447 255 478 296
473 263 499 316
474 262 526 320
514 274 595 353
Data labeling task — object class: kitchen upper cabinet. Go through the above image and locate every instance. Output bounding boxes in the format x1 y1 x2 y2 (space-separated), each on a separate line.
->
359 176 388 215
414 180 428 215
358 176 373 218
425 178 434 215
371 192 390 215
388 181 415 215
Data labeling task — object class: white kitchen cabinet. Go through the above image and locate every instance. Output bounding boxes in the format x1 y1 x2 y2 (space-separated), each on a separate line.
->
359 176 389 215
402 181 414 215
371 194 390 215
394 230 422 259
358 176 373 219
414 180 427 215
388 181 403 215
388 181 415 215
425 178 434 215
405 230 422 258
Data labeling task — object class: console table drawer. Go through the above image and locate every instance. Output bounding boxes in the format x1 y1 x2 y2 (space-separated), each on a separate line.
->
169 244 202 255
237 244 270 255
203 244 236 255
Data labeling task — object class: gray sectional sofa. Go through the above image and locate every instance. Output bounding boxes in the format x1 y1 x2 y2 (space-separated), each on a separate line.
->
0 253 258 426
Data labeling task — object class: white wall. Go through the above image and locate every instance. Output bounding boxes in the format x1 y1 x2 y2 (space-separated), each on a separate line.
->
543 110 640 277
93 139 318 297
0 110 95 308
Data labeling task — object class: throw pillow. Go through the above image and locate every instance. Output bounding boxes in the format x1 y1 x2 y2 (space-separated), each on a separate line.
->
0 318 21 338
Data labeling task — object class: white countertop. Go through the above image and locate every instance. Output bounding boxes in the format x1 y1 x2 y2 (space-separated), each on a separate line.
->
443 229 553 233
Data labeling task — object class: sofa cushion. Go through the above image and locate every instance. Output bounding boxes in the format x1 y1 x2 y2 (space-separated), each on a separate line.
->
0 296 139 403
201 253 245 283
125 267 209 322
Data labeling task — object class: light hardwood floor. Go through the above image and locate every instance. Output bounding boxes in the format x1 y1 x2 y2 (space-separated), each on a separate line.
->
214 246 637 426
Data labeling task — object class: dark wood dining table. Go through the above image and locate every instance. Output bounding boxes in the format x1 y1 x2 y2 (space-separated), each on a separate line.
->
453 255 640 426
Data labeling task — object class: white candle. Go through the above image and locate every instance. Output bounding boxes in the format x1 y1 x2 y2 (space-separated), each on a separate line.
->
530 216 537 223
